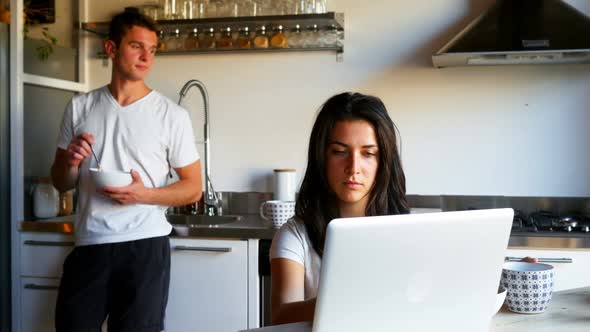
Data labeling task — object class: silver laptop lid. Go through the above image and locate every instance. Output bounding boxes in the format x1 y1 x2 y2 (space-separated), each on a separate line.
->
313 208 513 332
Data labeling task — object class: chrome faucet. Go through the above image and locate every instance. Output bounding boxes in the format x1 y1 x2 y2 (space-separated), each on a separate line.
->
178 79 221 216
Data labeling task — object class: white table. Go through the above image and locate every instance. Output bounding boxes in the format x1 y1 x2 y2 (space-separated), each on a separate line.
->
242 287 590 332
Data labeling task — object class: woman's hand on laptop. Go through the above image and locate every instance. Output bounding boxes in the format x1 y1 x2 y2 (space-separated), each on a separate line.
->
520 256 539 263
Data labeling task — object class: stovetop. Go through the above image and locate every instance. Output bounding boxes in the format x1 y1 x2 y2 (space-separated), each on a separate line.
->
511 210 590 237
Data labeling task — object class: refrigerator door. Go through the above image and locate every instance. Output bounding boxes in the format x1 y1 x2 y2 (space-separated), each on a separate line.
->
0 22 11 332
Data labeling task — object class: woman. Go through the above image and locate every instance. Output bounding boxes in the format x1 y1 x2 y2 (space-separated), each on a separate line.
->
269 93 538 325
269 92 409 324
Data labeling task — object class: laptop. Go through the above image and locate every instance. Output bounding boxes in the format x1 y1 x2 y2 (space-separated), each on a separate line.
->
241 208 513 332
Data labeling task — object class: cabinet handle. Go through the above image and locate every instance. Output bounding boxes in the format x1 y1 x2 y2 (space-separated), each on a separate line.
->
173 245 232 253
24 283 59 290
505 257 573 263
24 240 74 247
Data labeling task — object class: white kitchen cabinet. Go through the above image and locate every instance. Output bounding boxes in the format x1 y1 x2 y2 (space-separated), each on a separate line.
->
165 238 251 332
19 232 73 332
18 234 260 332
506 248 590 291
20 277 60 332
20 232 74 278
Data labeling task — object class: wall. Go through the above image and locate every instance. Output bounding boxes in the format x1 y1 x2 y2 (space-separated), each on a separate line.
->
78 0 590 196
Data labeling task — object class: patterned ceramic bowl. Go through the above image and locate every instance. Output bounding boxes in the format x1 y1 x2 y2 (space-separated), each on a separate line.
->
501 262 555 314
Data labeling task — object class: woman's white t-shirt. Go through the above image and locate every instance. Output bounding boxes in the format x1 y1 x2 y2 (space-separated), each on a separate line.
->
270 218 322 299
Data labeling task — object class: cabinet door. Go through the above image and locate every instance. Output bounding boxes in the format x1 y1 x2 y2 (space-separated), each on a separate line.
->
20 277 108 332
165 238 249 332
506 248 590 291
20 232 74 278
20 277 60 332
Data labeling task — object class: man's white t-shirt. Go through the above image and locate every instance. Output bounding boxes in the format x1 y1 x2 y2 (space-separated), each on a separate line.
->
270 218 322 299
57 86 199 246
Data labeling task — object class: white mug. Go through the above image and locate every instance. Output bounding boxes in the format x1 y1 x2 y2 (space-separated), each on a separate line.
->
273 169 296 201
260 200 295 228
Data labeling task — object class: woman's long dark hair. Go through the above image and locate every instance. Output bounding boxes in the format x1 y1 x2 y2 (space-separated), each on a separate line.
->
296 92 409 257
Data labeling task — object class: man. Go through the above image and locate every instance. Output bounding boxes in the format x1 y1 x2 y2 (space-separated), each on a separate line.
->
51 11 202 332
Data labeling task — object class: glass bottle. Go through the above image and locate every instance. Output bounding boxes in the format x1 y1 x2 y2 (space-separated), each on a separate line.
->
200 27 217 49
236 27 252 49
217 27 234 49
270 25 288 48
287 24 303 48
184 28 200 51
253 25 269 49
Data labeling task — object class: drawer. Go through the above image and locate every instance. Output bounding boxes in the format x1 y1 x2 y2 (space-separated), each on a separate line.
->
20 277 60 332
20 277 108 332
20 233 74 278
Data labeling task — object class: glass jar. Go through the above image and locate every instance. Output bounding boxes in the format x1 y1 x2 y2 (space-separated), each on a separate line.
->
253 25 269 49
163 0 183 19
270 25 288 48
58 190 75 216
139 3 163 20
302 24 320 47
157 30 168 52
315 0 327 13
184 28 200 50
181 0 197 19
217 27 234 49
236 27 252 49
166 29 184 51
201 27 217 49
287 24 303 48
320 24 341 47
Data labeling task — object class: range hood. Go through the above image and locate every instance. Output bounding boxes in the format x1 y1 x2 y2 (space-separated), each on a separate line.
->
433 0 590 68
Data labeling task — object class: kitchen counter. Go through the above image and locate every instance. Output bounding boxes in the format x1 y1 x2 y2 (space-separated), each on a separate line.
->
239 287 590 332
490 286 590 331
20 215 590 249
20 214 277 240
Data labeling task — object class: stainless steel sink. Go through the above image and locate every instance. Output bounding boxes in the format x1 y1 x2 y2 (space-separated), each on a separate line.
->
167 214 242 227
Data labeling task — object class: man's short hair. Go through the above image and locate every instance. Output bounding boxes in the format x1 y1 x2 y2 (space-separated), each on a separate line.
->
108 11 159 47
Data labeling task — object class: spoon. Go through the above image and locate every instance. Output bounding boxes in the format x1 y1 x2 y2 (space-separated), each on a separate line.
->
89 144 101 170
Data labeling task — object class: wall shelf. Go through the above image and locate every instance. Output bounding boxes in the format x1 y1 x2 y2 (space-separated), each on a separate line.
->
81 12 344 61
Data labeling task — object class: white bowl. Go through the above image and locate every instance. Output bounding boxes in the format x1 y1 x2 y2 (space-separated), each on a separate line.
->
493 285 507 316
89 168 132 188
